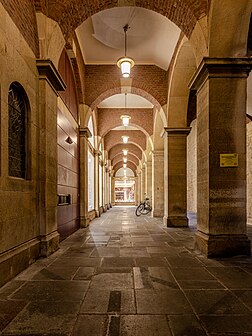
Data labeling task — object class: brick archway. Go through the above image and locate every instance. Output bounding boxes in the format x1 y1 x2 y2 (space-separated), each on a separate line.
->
36 1 208 40
87 72 165 112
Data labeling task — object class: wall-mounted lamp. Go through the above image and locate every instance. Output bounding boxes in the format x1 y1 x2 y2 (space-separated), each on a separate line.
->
122 135 129 144
123 149 128 156
65 136 73 144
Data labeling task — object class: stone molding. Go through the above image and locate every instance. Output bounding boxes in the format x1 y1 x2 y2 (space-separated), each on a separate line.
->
151 150 164 157
163 127 191 137
189 57 252 91
36 59 66 94
79 127 92 138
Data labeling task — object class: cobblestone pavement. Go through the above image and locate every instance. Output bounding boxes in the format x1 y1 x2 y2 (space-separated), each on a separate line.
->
1 207 252 335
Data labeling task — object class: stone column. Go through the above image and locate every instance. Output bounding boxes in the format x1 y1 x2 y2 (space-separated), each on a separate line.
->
36 60 66 256
138 171 142 202
94 150 101 217
135 176 139 205
146 160 152 199
111 176 115 206
102 163 107 212
163 127 191 227
141 166 146 200
79 127 91 227
190 58 252 257
152 151 164 217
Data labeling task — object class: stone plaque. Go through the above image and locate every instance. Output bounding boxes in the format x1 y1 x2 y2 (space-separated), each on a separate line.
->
220 153 238 167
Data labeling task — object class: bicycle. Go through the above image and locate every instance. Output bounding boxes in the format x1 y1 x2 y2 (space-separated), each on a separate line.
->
135 196 152 216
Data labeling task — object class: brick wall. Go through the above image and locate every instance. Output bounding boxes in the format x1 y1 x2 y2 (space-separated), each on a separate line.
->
109 144 142 161
1 0 39 56
104 130 147 152
112 153 139 167
98 108 153 137
114 161 137 175
85 65 167 109
39 0 208 39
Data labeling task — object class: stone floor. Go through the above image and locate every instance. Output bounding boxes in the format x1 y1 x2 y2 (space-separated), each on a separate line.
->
1 207 252 336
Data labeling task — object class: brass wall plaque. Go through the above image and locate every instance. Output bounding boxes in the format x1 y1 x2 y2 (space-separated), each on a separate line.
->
220 153 238 167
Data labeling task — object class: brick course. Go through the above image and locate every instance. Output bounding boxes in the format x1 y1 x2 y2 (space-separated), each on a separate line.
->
109 144 142 161
98 108 153 137
104 130 146 152
113 161 137 175
1 0 39 56
37 0 208 39
86 65 167 110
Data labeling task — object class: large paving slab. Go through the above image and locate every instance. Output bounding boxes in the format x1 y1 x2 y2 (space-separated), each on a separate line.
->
0 206 252 335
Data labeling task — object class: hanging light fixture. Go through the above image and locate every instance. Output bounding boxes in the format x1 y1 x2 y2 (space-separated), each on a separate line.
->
121 115 131 126
123 163 127 169
117 24 135 78
123 157 127 163
122 135 129 144
123 149 128 156
120 93 131 126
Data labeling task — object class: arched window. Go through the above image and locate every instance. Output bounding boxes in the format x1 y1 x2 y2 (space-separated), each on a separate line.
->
8 82 29 178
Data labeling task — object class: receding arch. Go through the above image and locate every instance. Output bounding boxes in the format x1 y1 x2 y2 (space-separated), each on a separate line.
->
109 144 142 161
43 1 208 41
209 0 252 57
113 161 137 176
167 38 197 127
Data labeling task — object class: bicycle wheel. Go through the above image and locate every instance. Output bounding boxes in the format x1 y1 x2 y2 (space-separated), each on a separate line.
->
141 205 151 215
135 204 144 216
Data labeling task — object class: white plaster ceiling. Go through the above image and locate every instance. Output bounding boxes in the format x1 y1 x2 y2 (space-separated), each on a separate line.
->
98 93 153 108
76 7 181 70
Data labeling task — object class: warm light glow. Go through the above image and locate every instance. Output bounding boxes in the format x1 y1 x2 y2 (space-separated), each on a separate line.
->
117 57 135 78
122 135 129 144
120 115 131 127
123 157 127 163
123 149 128 156
123 163 127 168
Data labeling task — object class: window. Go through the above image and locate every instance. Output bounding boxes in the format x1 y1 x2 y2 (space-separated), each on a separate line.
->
8 82 29 178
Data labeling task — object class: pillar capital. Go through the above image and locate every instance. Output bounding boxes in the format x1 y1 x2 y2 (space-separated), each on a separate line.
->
151 150 164 157
189 57 252 91
163 127 191 137
79 127 92 138
36 59 66 95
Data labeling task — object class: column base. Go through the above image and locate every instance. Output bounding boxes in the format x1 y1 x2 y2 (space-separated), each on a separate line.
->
195 231 251 258
80 216 90 228
163 215 188 227
40 231 59 257
152 209 164 217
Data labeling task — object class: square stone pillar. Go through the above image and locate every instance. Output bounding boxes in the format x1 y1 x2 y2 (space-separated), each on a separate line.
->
146 161 152 199
94 150 101 217
102 163 107 212
190 58 252 257
79 127 91 227
163 128 191 227
152 151 164 217
137 171 141 202
36 60 66 256
141 166 146 200
135 175 139 205
111 176 115 206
